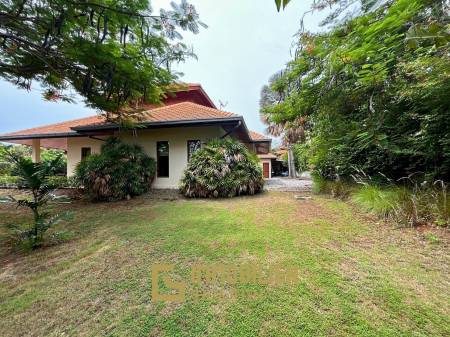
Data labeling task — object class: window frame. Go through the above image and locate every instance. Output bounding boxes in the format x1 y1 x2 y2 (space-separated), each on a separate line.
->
156 141 170 178
81 147 91 160
187 139 202 161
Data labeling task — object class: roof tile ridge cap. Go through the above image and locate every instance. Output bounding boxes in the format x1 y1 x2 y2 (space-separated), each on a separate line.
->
141 101 187 114
182 101 239 117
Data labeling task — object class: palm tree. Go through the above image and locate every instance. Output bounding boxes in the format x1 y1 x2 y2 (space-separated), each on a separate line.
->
259 72 307 178
1 148 68 248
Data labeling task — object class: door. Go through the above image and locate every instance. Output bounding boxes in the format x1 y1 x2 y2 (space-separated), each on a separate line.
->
263 162 270 178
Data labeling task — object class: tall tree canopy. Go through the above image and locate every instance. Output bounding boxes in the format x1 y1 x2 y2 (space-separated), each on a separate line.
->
262 0 450 181
0 0 206 116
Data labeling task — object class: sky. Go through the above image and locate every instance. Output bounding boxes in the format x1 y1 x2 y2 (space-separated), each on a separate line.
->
0 0 326 136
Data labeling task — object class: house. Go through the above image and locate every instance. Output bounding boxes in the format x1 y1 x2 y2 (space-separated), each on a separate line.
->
0 84 275 188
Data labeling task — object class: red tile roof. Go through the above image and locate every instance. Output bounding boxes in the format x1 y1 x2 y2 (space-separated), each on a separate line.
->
249 130 270 141
145 102 236 121
3 116 104 136
0 87 272 149
257 153 277 159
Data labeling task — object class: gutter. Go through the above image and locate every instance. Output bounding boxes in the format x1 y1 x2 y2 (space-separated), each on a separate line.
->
71 117 244 132
0 132 85 141
220 120 242 139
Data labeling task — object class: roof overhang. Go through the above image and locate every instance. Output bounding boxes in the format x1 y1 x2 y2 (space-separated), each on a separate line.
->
71 117 243 132
0 132 84 142
0 116 253 143
251 139 272 143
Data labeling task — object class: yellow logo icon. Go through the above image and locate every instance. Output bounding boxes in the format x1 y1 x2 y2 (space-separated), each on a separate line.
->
151 264 186 303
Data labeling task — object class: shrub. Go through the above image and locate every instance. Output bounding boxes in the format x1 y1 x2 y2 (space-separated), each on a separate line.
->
0 144 66 175
0 175 20 185
352 182 449 228
312 174 353 199
41 149 67 175
180 138 264 198
352 185 405 218
75 138 156 201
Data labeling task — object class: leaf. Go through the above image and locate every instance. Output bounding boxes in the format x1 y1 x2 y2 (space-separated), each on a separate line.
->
275 0 291 11
275 0 282 11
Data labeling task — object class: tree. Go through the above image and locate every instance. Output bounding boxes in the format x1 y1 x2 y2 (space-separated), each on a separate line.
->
0 0 206 119
260 72 308 178
264 0 450 181
0 149 69 249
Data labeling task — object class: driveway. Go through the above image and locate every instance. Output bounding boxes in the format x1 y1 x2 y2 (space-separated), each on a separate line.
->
265 175 313 192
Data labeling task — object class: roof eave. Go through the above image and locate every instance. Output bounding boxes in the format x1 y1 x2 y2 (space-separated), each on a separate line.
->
0 132 85 142
71 117 244 132
251 139 272 143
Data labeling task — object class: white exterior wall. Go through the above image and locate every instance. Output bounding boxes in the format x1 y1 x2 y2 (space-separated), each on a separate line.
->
260 159 272 179
66 126 225 189
67 137 103 176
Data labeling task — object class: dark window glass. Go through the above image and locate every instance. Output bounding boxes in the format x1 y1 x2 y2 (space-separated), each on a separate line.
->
81 147 91 159
187 140 201 161
157 141 169 177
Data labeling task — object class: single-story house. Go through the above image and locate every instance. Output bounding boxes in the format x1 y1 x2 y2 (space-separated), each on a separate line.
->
0 84 275 188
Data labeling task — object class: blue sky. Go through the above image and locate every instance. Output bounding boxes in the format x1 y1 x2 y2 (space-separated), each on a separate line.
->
0 0 325 136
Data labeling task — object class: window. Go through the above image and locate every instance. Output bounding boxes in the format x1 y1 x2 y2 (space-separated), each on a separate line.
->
157 141 169 177
187 140 202 161
81 147 91 159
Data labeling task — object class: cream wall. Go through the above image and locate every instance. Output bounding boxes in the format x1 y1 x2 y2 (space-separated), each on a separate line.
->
67 137 103 177
259 159 272 179
66 126 225 189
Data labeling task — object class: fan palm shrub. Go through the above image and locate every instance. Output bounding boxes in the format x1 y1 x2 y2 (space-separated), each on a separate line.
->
75 138 156 201
180 138 264 198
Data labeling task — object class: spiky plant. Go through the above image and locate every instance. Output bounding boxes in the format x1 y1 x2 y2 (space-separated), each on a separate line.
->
0 149 69 249
75 138 156 201
180 138 264 198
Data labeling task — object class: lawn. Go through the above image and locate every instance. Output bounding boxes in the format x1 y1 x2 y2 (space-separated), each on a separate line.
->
0 191 449 337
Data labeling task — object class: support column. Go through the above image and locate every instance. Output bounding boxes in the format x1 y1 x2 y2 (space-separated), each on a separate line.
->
31 139 41 163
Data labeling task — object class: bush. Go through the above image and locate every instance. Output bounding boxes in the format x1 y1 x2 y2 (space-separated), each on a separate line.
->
350 182 449 228
46 176 78 188
0 144 66 175
180 138 264 198
41 149 67 175
312 174 353 199
0 175 20 185
75 138 156 201
352 185 405 218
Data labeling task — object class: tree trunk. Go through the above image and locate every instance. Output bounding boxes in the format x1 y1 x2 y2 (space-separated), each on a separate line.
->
287 144 296 178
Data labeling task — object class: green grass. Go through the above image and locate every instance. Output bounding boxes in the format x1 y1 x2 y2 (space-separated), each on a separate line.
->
0 191 449 337
352 185 404 217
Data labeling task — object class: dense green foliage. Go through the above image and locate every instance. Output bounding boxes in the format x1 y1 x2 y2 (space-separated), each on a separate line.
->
292 143 310 172
0 0 205 116
261 0 450 182
312 173 449 227
0 144 66 175
0 149 69 248
180 138 264 198
75 137 155 201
